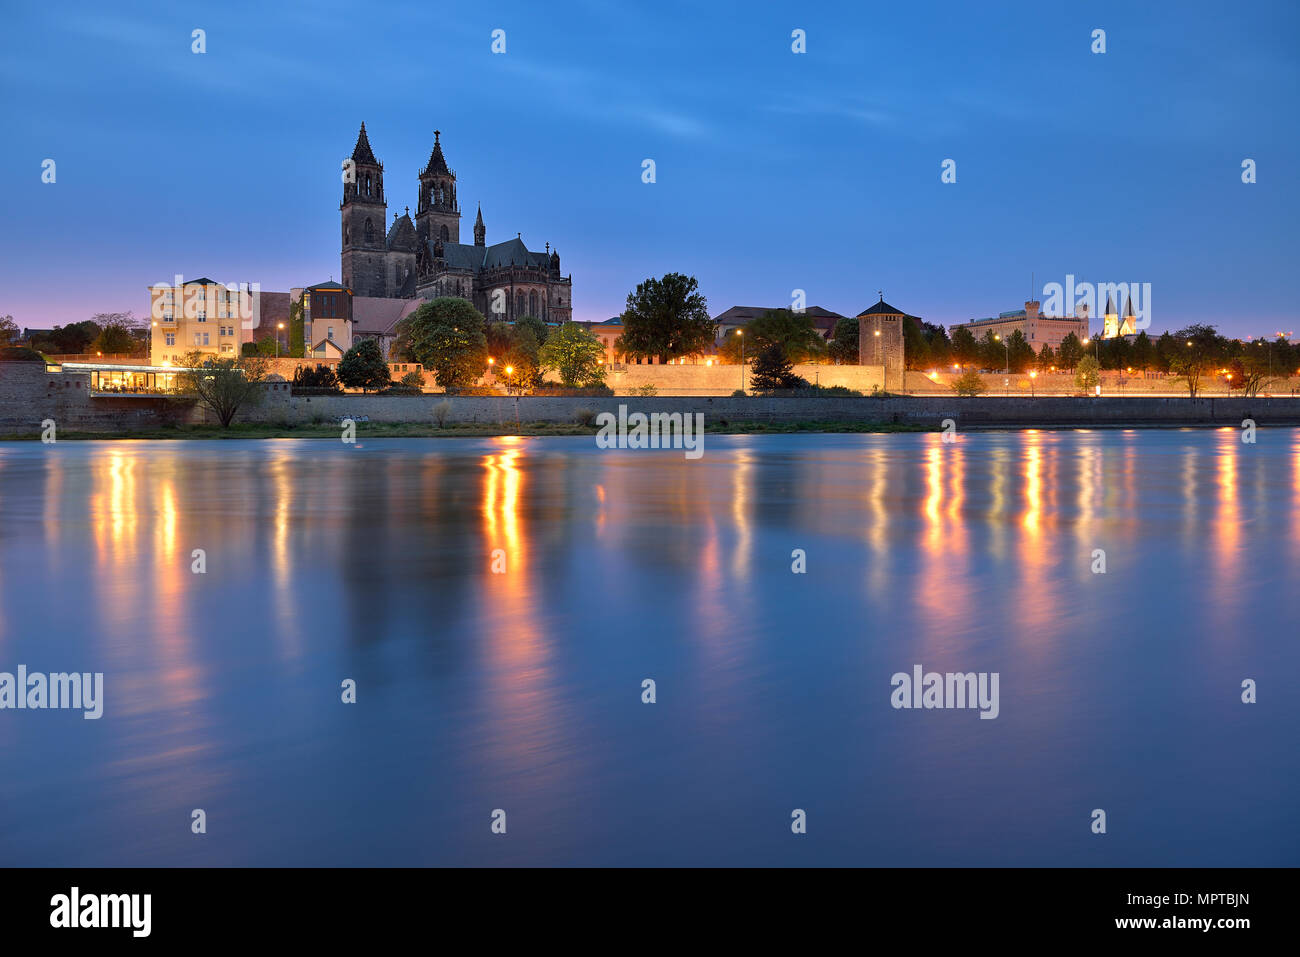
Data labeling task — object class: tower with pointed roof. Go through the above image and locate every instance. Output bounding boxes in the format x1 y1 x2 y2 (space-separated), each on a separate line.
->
337 124 573 333
416 131 460 246
341 123 389 298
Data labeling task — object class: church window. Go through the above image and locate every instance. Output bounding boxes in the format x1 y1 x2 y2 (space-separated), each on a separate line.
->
365 219 374 244
440 224 449 242
529 291 537 316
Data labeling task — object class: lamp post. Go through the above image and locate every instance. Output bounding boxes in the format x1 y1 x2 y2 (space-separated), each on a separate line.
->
994 333 1009 374
277 322 285 357
1029 369 1037 398
737 329 745 393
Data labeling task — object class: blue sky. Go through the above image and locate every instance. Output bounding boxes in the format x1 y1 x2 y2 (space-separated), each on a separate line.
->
2 0 1297 337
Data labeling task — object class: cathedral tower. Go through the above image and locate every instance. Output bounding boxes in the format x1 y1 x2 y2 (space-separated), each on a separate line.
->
474 204 486 246
416 131 460 245
340 123 389 298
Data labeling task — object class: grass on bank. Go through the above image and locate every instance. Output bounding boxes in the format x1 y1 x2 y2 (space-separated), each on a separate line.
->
0 419 930 441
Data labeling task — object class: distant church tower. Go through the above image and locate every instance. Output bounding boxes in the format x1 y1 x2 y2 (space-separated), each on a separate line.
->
474 203 486 246
340 123 388 298
416 131 460 245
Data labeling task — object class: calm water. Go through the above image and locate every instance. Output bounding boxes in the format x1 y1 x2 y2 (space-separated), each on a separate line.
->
0 431 1296 866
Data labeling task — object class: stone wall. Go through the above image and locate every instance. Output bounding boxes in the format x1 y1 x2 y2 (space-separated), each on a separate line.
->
5 360 1300 435
607 363 885 395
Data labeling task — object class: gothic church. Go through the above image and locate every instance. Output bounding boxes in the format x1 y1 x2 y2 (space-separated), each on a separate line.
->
340 124 572 323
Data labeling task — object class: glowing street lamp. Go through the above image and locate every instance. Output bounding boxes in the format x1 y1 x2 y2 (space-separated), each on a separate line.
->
277 322 285 357
994 333 1009 374
737 329 745 393
1029 369 1037 398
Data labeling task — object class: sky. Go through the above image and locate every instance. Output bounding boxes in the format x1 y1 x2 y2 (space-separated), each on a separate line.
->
2 0 1297 338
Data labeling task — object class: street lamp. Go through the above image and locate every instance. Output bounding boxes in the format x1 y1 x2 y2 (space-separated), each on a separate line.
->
994 333 1009 374
1029 369 1037 398
737 329 745 393
277 322 285 357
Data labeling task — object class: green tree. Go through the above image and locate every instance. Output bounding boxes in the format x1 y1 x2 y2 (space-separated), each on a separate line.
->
742 309 827 363
1036 343 1055 371
337 338 392 392
616 273 715 364
828 316 859 363
1168 324 1224 398
1056 332 1084 370
91 312 145 356
749 343 808 391
0 315 17 346
1006 329 1035 373
978 331 1004 370
178 352 268 427
395 297 488 390
1130 331 1155 371
950 326 979 367
1075 355 1100 393
291 364 341 392
950 369 986 396
539 321 607 387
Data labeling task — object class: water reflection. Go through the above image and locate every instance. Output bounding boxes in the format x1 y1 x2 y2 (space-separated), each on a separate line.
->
0 432 1294 866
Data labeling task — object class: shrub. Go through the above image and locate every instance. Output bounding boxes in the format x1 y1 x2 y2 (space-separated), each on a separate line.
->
292 364 341 393
337 339 392 392
632 383 658 396
399 369 425 390
950 370 987 397
731 389 747 397
531 382 614 397
0 346 47 363
750 343 809 392
443 384 497 396
574 406 598 426
433 399 452 428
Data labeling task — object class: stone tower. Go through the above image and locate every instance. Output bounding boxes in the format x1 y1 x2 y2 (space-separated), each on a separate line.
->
340 123 389 298
416 131 460 245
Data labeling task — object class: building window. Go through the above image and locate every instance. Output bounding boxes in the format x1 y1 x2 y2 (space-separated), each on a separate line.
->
327 328 334 340
165 333 175 346
203 333 210 346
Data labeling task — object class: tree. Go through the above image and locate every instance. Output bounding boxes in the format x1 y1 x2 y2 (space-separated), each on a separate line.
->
950 326 979 367
1130 331 1155 371
91 312 146 356
399 369 425 390
1075 355 1100 393
733 309 827 364
1006 329 1035 373
828 316 859 363
178 352 268 427
616 273 715 364
950 369 986 396
394 297 488 390
539 321 607 387
1056 332 1084 370
749 343 808 391
1168 324 1224 398
1036 343 1055 371
35 320 100 355
337 339 392 392
0 315 17 346
1227 353 1270 397
291 364 341 392
978 331 1003 371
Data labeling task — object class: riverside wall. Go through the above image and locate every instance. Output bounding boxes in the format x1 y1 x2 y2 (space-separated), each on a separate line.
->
5 362 1300 434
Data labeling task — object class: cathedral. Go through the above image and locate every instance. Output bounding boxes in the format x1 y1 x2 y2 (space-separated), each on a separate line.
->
340 123 572 323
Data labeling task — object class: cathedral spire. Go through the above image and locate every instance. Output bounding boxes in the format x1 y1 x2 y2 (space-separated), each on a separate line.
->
474 203 485 246
351 122 378 166
423 130 450 176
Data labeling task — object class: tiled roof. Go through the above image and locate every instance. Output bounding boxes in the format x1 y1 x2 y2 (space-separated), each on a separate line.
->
352 297 423 336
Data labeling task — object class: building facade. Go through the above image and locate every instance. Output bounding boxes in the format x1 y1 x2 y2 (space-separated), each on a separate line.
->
340 124 572 323
148 277 256 365
950 299 1091 353
301 281 354 358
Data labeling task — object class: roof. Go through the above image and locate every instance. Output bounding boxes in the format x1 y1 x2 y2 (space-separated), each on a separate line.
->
856 300 905 317
311 339 346 356
713 305 845 323
352 297 423 336
426 235 550 272
306 281 348 291
351 123 378 166
422 131 451 177
387 212 417 251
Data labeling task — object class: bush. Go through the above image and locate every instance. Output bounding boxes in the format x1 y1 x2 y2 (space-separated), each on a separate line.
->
399 370 425 390
292 364 341 393
443 384 497 396
337 339 392 392
0 346 47 363
531 382 614 397
950 370 987 396
433 399 452 428
632 383 658 396
379 384 422 395
574 406 598 426
731 389 748 397
750 343 809 392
